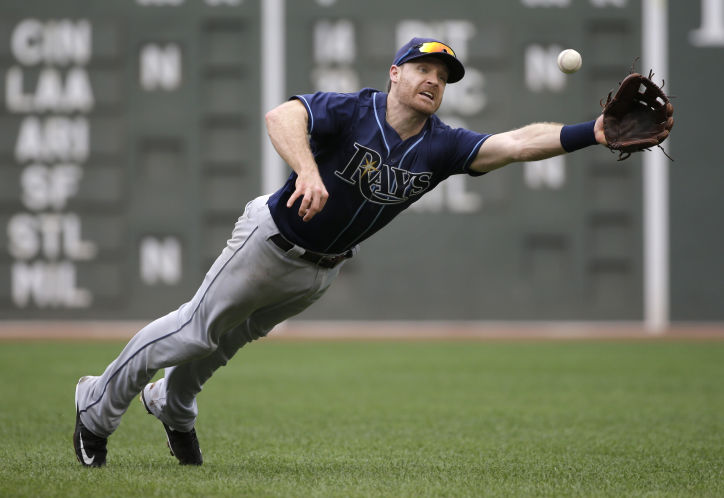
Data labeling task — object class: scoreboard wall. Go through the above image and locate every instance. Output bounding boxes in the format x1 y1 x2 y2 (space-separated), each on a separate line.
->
3 0 699 322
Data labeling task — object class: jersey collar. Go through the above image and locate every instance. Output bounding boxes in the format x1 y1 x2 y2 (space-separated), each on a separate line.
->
373 91 432 158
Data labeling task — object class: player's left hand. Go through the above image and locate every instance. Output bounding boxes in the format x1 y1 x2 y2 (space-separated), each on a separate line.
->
600 70 674 160
594 115 607 146
287 168 329 222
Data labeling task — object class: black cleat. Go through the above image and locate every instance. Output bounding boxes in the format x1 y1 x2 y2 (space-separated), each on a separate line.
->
74 409 107 467
74 377 107 467
161 423 203 466
140 384 203 465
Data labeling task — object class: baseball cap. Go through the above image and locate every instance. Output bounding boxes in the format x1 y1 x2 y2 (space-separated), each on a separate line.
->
392 37 465 83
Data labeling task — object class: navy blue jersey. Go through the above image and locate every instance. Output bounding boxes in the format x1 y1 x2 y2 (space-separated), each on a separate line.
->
267 88 490 254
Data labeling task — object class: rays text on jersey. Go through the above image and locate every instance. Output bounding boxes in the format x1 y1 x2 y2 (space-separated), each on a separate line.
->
334 143 432 205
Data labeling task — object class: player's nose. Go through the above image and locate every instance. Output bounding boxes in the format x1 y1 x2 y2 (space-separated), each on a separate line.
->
427 71 446 87
423 75 439 88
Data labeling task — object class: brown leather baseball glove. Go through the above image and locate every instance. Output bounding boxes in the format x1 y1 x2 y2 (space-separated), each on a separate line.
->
602 70 674 160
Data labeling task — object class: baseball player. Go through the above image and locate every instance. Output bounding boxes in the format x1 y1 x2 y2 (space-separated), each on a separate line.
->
74 37 608 466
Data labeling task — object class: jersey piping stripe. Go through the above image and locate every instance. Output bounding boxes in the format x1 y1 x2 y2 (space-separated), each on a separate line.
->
323 200 368 253
464 136 489 170
400 132 426 166
346 205 386 248
372 92 391 157
78 225 260 417
387 132 426 195
296 95 314 133
397 132 426 194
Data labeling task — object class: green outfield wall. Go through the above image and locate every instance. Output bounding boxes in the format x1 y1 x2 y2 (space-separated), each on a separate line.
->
0 0 720 322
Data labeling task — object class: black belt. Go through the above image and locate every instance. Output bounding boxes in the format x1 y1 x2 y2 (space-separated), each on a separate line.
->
269 234 352 268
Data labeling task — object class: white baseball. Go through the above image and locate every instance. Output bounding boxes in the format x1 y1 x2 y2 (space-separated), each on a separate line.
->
557 49 582 74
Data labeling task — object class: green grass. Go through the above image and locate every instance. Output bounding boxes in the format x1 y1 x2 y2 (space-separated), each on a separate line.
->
0 340 722 497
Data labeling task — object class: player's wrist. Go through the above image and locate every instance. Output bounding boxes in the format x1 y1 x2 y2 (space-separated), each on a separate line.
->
560 120 598 152
297 160 321 175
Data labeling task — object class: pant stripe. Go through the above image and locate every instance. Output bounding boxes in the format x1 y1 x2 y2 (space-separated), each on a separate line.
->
79 226 259 416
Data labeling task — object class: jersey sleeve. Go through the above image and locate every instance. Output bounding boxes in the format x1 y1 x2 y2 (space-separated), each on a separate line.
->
446 127 491 177
291 91 360 137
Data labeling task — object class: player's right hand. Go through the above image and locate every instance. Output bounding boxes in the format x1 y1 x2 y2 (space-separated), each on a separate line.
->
286 168 329 222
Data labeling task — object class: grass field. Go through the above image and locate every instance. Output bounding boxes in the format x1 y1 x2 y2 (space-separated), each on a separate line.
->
0 340 722 497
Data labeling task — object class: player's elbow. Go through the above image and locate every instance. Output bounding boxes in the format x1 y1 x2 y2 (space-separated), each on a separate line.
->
514 144 542 163
265 100 308 135
509 136 562 164
502 133 533 162
265 107 283 133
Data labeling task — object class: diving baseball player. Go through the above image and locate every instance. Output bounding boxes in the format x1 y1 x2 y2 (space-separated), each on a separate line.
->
74 37 611 466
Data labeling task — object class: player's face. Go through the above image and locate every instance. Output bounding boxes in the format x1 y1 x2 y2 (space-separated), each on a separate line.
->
395 59 448 115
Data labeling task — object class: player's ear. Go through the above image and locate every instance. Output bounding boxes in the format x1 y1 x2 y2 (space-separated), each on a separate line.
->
389 65 400 84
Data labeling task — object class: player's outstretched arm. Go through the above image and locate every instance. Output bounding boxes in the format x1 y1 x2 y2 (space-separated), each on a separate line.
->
265 100 329 221
470 115 606 174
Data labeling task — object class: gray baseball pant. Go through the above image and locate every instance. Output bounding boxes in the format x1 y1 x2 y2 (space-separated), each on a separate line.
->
76 195 346 437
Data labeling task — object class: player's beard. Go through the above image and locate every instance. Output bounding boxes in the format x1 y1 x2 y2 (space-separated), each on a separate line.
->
402 91 441 118
396 78 442 117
